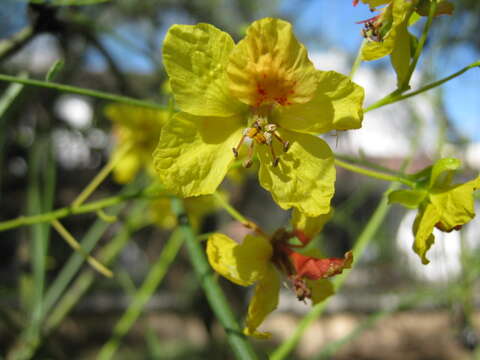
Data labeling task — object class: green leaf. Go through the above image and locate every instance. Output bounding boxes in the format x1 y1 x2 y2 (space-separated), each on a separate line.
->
388 189 427 209
390 23 411 87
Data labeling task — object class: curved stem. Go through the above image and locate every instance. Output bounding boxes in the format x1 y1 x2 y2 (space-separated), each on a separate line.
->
334 158 415 188
213 192 266 236
0 73 166 110
51 220 113 278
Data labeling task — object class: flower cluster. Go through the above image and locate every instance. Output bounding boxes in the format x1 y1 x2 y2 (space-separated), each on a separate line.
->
207 209 352 338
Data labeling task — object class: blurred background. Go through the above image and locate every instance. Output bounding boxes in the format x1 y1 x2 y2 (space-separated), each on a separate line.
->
0 0 479 359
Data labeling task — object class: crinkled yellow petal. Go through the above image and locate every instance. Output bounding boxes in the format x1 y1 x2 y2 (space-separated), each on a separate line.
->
292 208 333 240
388 189 427 209
227 18 317 107
113 153 141 184
257 129 335 217
273 71 364 135
153 112 243 197
430 176 480 231
163 23 246 117
307 279 335 305
207 233 273 287
412 203 440 265
243 264 280 339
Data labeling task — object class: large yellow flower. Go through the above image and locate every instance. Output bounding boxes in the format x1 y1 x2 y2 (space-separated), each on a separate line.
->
389 158 479 264
154 18 364 217
207 210 352 338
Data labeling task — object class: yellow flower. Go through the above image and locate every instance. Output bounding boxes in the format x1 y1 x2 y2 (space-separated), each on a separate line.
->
389 158 480 264
105 104 169 183
207 210 351 338
154 18 364 217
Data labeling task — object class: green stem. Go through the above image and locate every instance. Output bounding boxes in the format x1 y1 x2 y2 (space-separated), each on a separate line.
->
71 143 132 208
365 60 480 112
97 229 185 360
334 158 415 187
0 73 166 110
399 0 438 92
171 198 258 360
0 187 165 232
270 181 400 360
349 40 366 79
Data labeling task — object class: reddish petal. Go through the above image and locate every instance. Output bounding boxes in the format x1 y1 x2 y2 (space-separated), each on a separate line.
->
290 251 353 280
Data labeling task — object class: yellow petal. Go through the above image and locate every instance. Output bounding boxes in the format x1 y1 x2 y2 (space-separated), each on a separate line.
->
257 129 335 217
206 233 273 286
307 279 335 305
430 175 480 231
227 18 317 107
412 203 440 265
113 152 141 184
243 264 280 338
274 70 364 134
163 23 246 117
153 112 243 197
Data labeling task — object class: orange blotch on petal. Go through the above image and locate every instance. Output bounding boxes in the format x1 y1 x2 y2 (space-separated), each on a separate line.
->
290 250 353 280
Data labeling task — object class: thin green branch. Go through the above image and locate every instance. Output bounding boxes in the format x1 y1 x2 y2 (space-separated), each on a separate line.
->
171 198 258 360
0 187 165 232
349 39 366 79
0 73 166 110
365 60 480 112
334 158 415 188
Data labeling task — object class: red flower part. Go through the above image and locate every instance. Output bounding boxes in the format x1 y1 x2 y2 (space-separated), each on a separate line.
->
289 250 353 280
353 0 360 6
356 14 381 24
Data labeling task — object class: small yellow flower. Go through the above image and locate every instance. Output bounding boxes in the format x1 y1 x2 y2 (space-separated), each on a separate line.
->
154 18 364 217
389 158 480 264
105 104 169 183
149 193 222 230
207 210 351 338
354 0 453 85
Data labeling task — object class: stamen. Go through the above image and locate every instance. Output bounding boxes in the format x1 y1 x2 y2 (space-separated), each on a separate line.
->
273 132 290 152
243 141 255 168
269 143 279 167
232 133 247 158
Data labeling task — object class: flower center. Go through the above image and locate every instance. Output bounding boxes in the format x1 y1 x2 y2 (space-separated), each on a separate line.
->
232 112 289 168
